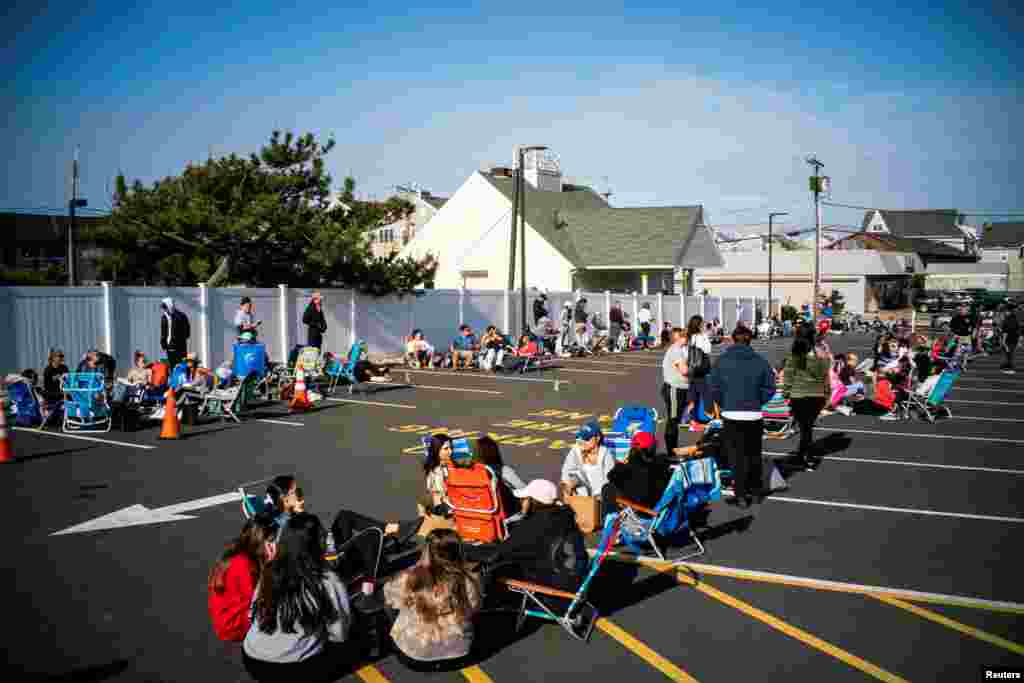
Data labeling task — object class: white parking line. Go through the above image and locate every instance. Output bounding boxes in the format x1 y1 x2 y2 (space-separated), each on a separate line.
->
765 451 1024 475
375 382 502 395
326 398 417 409
255 419 304 427
11 427 156 450
555 367 629 375
814 425 1024 445
767 496 1024 523
952 387 1024 394
953 415 1024 423
401 369 562 384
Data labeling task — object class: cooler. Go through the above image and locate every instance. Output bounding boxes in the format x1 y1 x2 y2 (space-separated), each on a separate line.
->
233 342 267 379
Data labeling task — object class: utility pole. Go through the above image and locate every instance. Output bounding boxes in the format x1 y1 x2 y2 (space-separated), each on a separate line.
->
806 156 825 318
68 147 88 286
768 212 788 317
507 154 519 294
519 147 527 335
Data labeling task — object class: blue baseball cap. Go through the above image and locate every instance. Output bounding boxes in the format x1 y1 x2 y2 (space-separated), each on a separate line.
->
575 421 601 441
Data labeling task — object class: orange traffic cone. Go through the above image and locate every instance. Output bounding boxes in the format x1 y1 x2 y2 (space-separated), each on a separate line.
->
0 399 14 463
159 389 181 440
289 369 313 412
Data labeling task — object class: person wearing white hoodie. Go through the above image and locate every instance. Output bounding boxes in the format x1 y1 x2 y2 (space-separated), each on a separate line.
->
160 298 191 368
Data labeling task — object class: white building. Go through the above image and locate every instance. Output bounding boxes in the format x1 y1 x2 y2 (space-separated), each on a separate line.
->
400 150 723 292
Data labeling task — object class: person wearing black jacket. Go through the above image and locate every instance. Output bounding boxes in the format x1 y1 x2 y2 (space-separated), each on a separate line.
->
532 294 548 326
160 297 190 368
949 305 973 342
303 291 328 350
467 479 587 594
1001 306 1019 374
708 324 776 508
601 432 671 512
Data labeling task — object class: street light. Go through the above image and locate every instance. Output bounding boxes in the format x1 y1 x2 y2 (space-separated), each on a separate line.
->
768 212 788 317
512 145 547 335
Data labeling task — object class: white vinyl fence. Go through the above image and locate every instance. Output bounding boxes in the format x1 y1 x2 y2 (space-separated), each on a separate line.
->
1 285 778 374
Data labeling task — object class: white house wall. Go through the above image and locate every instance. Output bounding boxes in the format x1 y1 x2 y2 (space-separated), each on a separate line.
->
401 172 574 291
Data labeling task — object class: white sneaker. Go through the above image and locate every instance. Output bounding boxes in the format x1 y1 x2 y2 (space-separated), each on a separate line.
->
880 411 901 421
1003 369 1016 374
836 405 853 416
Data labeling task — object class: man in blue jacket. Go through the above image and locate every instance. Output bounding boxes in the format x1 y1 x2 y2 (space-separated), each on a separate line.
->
709 323 776 508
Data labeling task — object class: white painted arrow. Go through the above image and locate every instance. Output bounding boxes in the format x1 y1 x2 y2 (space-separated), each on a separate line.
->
52 491 242 536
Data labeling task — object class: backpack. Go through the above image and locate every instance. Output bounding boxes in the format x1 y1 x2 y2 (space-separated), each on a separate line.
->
688 343 711 379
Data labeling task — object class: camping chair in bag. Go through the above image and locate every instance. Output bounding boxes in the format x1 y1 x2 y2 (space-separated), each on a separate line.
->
499 512 623 642
615 463 711 565
6 376 54 429
62 373 112 432
762 391 795 439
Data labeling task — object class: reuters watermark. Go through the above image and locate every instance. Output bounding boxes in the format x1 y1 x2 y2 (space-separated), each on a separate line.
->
983 669 1023 681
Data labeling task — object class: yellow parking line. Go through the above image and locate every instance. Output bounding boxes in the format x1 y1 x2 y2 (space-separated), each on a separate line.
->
875 595 1024 656
672 572 909 683
354 664 391 683
596 551 1024 615
595 618 701 682
461 665 496 682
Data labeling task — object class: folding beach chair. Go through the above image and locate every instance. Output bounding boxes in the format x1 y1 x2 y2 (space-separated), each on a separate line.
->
907 365 959 423
326 341 365 395
5 376 45 428
615 462 714 565
443 458 508 544
608 404 658 438
62 372 111 432
499 512 623 642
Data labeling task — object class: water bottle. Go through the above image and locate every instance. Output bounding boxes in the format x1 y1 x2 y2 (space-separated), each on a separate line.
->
325 530 336 555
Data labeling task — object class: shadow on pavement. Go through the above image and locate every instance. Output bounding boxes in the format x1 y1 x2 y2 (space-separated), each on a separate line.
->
9 445 99 465
36 659 132 683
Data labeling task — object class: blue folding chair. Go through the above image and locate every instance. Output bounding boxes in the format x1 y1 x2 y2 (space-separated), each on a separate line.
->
615 461 718 564
327 340 366 395
500 512 623 641
62 373 111 432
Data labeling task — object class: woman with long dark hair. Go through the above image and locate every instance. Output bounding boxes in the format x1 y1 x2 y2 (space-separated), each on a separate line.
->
383 528 482 669
208 514 277 641
243 513 352 683
685 315 713 431
265 475 303 527
474 435 526 515
781 336 830 468
419 434 452 516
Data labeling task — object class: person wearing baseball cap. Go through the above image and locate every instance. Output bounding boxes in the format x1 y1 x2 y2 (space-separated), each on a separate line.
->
559 420 615 499
709 321 776 508
600 431 672 512
234 297 261 341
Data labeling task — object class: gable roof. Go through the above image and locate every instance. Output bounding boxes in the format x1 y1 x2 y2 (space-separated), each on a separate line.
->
480 173 722 269
981 222 1024 248
861 209 965 239
420 194 448 210
827 232 975 263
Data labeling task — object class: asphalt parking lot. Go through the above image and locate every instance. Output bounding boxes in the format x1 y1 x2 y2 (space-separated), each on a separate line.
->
4 333 1023 683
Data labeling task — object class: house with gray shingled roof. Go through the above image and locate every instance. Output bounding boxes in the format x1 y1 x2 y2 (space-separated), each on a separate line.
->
861 208 976 255
399 154 723 293
979 222 1024 290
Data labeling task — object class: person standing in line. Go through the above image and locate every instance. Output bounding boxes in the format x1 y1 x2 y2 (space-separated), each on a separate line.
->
638 303 654 348
708 324 776 509
781 336 831 469
235 297 261 341
573 297 589 348
685 315 713 432
302 291 327 350
660 327 690 455
160 297 190 368
609 300 625 351
532 293 549 327
1001 305 1019 374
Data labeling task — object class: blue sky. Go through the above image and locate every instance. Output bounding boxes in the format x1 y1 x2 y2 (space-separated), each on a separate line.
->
5 0 1022 235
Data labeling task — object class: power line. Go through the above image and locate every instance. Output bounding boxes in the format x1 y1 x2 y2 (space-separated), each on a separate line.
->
823 201 1024 217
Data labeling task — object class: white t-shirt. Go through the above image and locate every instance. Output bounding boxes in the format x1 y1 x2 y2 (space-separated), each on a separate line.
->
561 445 615 496
690 333 712 354
638 308 652 324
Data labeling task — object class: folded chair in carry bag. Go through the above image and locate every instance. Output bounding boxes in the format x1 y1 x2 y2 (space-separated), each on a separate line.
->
500 513 623 642
62 373 111 432
6 377 44 428
762 391 795 439
615 464 710 564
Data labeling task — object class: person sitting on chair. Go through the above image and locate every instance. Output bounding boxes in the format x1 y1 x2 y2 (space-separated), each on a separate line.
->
601 431 672 512
43 348 69 402
560 421 615 499
382 529 482 671
450 325 478 370
466 479 587 594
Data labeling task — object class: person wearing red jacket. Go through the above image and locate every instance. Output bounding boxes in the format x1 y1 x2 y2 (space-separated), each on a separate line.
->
208 514 277 641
